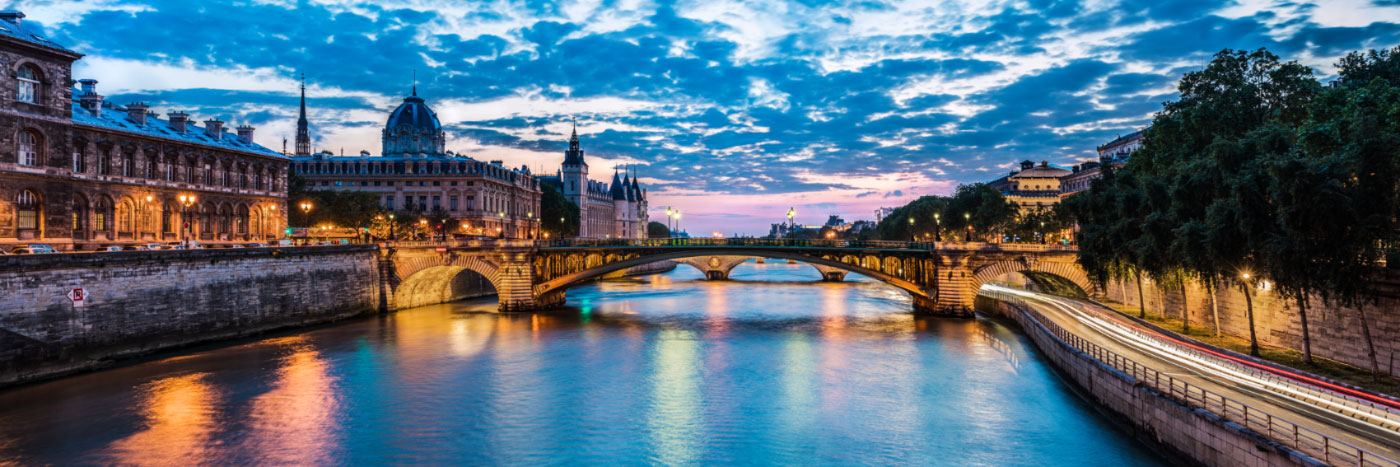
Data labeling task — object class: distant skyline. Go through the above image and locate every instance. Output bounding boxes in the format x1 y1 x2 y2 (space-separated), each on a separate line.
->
18 0 1400 235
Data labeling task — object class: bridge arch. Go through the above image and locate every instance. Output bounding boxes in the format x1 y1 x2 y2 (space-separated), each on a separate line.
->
970 257 1094 298
390 254 502 310
533 248 935 308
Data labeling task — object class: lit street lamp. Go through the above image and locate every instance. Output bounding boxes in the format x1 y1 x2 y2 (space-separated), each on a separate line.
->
908 216 915 242
933 212 941 242
177 194 196 248
963 212 972 242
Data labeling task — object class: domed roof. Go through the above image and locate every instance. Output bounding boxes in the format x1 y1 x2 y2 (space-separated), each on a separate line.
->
386 94 441 133
382 88 447 157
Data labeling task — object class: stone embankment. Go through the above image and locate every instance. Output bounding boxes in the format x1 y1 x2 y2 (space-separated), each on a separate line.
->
0 246 382 388
978 297 1321 466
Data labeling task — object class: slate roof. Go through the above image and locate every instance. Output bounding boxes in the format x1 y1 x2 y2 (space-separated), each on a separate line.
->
71 100 283 158
0 13 79 56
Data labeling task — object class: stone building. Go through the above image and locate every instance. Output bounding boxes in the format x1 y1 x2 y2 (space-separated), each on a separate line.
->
0 11 287 251
989 160 1071 213
289 87 542 238
538 125 649 239
1061 129 1143 194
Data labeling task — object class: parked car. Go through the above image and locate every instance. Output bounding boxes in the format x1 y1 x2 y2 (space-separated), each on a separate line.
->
102 246 124 252
25 244 58 253
245 243 268 248
11 247 43 254
230 244 245 248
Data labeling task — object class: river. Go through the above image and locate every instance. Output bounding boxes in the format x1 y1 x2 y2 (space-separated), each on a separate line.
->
0 260 1164 465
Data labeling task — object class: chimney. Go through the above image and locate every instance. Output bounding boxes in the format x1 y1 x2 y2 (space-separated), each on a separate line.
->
203 119 224 139
125 102 149 125
78 79 103 116
168 111 189 133
0 11 24 28
236 124 254 143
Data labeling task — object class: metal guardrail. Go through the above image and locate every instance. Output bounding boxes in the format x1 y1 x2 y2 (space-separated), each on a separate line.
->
377 238 1079 251
996 295 1399 467
534 238 1077 251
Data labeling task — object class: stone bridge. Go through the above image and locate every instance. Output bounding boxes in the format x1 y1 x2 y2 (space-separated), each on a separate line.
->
379 239 1091 316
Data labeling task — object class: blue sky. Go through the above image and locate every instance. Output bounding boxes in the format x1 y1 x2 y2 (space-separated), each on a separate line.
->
18 0 1400 235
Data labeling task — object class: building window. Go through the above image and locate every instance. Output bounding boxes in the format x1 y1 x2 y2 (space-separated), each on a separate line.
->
418 196 427 210
166 160 175 181
162 205 172 233
467 196 475 211
386 181 394 187
374 181 381 186
450 181 458 186
16 65 39 104
450 196 458 211
16 190 39 230
145 155 156 179
123 154 134 177
204 164 212 185
384 196 394 210
73 149 84 173
98 150 109 175
432 196 441 210
95 199 109 232
432 181 440 186
72 199 86 233
18 130 39 166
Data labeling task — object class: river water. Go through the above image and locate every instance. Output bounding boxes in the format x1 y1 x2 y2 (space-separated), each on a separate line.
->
0 261 1164 466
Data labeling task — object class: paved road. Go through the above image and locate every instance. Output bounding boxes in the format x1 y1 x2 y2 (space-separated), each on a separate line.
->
980 285 1400 464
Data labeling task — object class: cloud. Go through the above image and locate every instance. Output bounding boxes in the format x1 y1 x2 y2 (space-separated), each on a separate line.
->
24 0 1400 234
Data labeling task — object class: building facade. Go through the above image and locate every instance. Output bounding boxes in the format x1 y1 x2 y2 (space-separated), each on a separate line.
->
1061 129 1143 194
289 89 542 238
0 11 287 251
989 160 1072 212
539 126 649 239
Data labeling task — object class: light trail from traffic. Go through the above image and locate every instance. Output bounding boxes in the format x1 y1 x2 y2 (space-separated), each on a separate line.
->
981 284 1400 458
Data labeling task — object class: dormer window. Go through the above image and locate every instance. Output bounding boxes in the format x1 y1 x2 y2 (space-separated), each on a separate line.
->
16 65 39 104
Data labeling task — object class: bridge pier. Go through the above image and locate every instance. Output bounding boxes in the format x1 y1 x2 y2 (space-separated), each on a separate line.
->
675 256 752 281
810 264 848 282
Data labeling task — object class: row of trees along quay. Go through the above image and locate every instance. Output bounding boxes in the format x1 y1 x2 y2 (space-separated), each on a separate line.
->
1059 46 1400 381
870 184 1074 244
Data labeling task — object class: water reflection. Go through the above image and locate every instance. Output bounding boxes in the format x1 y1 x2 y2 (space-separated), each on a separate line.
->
100 373 221 466
0 261 1164 466
237 337 341 464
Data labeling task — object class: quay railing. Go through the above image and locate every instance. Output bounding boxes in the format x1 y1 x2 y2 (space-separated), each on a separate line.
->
992 294 1399 467
533 238 1077 252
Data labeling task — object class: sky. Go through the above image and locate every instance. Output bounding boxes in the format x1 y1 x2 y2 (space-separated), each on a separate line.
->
16 0 1400 236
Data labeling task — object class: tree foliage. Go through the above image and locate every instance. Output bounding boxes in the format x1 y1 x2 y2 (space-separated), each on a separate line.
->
540 182 580 238
647 221 670 238
872 184 1021 241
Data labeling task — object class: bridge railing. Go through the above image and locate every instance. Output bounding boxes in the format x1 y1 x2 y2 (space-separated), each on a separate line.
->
991 293 1399 467
534 238 1076 251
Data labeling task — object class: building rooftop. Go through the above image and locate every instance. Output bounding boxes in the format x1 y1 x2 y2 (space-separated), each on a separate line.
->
0 11 79 56
71 99 282 158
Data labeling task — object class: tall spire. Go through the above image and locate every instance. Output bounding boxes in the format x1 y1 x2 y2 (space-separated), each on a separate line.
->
563 117 585 166
294 72 311 158
412 69 417 97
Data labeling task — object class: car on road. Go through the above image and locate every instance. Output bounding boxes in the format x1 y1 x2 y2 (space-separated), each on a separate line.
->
244 243 268 248
229 244 245 248
102 246 124 252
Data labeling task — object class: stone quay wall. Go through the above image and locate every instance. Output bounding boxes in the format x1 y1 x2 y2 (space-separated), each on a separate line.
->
0 245 381 388
978 298 1318 466
1103 273 1400 378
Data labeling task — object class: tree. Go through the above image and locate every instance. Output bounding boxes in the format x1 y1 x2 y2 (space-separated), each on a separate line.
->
647 221 670 238
540 182 580 238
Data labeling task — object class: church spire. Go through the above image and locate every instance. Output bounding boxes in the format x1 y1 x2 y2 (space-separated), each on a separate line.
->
294 72 311 157
563 117 585 166
412 68 417 97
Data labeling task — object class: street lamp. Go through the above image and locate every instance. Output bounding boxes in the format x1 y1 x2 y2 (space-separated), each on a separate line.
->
388 213 396 242
1040 221 1046 244
299 201 313 231
963 212 971 242
933 212 941 242
178 194 196 248
908 216 915 242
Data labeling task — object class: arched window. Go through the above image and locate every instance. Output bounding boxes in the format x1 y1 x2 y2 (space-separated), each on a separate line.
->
162 204 172 233
16 64 40 104
236 206 247 234
95 198 110 232
18 130 39 166
71 196 87 234
118 200 133 234
16 190 39 231
199 204 211 233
